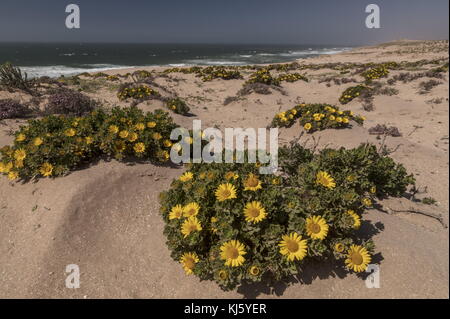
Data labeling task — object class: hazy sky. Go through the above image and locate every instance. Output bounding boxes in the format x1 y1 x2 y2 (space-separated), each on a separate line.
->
0 0 448 44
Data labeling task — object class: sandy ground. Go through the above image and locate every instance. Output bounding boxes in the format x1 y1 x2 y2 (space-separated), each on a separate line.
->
0 40 448 298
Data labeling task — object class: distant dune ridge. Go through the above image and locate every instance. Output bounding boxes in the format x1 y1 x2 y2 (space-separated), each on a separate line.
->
0 40 448 298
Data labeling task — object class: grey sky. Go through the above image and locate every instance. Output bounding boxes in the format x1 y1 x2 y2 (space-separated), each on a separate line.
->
0 0 448 44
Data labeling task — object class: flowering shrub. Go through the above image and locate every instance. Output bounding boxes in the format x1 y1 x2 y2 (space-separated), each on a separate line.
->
339 85 372 104
0 99 31 120
159 143 415 290
246 68 280 86
165 97 190 115
0 106 177 180
361 66 389 82
117 84 160 101
271 103 365 132
197 66 243 81
46 88 98 116
277 73 309 83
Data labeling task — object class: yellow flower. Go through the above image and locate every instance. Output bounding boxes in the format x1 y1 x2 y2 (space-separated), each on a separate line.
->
243 201 267 223
114 140 126 152
65 128 76 137
152 132 162 140
370 186 377 194
279 232 308 261
128 132 138 142
133 142 146 153
243 173 262 191
119 130 129 139
249 266 261 276
39 163 53 177
85 136 93 144
334 243 345 253
347 210 361 229
33 137 43 146
8 171 19 180
147 121 157 128
224 171 238 180
169 204 184 220
346 174 357 182
306 215 329 240
179 171 193 182
329 115 336 121
183 202 200 218
0 162 13 173
163 140 173 147
362 198 372 207
14 149 26 161
16 133 26 142
14 160 24 168
135 123 145 131
218 270 228 280
215 183 237 201
345 245 371 272
342 117 349 124
304 123 312 130
336 117 343 123
180 252 199 275
316 171 336 189
109 125 119 134
220 240 246 267
181 217 202 238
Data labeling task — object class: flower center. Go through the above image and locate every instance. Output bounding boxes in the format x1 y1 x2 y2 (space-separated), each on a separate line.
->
184 258 195 269
221 190 231 198
309 223 321 234
248 208 260 218
286 240 299 253
225 247 239 259
246 178 259 187
350 253 363 265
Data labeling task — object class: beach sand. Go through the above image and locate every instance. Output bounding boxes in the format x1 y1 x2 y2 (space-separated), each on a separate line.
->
0 40 448 298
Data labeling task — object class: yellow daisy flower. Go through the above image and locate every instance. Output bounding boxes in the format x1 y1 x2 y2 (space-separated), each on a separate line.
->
347 210 361 229
345 245 371 272
109 125 119 134
152 132 162 140
304 123 312 130
243 173 262 191
279 232 308 261
316 171 336 189
218 270 228 280
119 130 129 139
133 142 146 153
180 252 199 275
135 123 145 131
39 163 53 177
249 266 261 276
306 215 329 240
147 121 157 128
14 149 26 161
33 137 43 146
183 202 200 218
16 133 26 142
362 198 372 207
65 128 76 137
179 171 193 182
215 183 237 201
128 132 138 142
334 243 345 253
224 171 239 180
8 171 19 180
181 217 202 238
220 240 246 267
243 201 267 223
169 204 184 220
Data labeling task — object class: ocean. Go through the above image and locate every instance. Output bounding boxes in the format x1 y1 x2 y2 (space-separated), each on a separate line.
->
0 43 352 78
